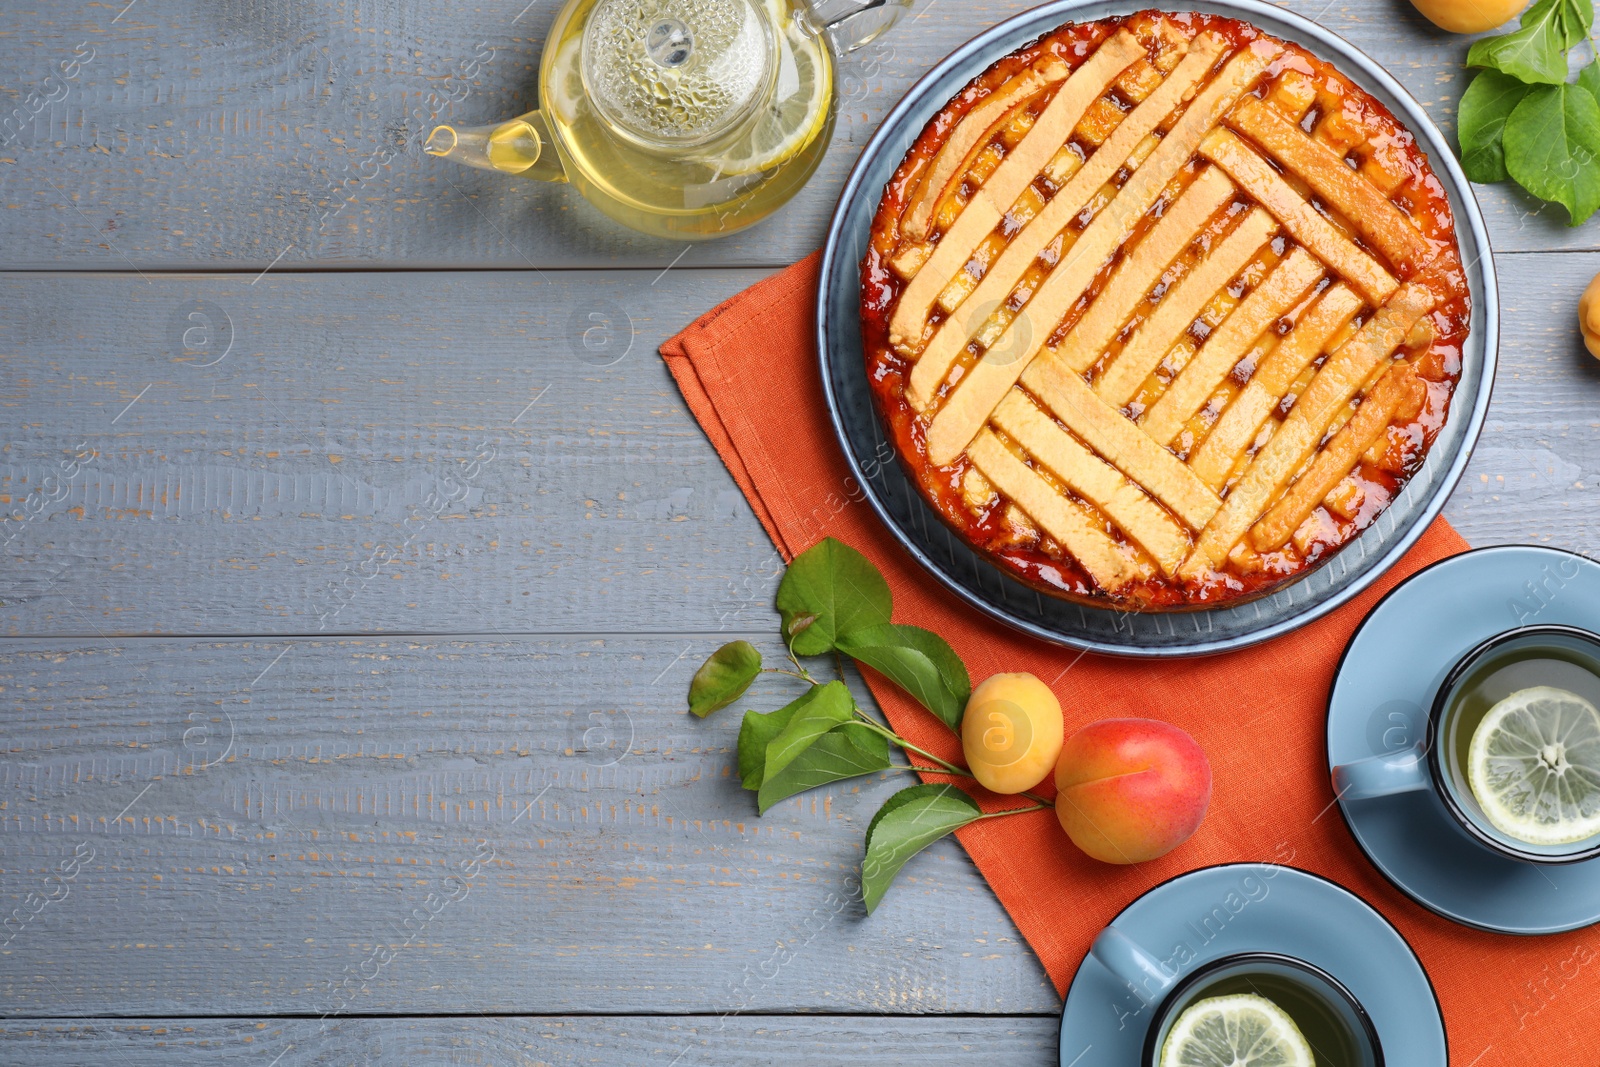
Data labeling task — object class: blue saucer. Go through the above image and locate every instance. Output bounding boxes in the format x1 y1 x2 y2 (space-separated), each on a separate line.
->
1329 545 1600 934
1060 864 1444 1066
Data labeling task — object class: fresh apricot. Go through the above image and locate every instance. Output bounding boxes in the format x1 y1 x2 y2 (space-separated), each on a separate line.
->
1408 0 1527 34
1054 718 1211 864
960 673 1064 794
1580 272 1600 361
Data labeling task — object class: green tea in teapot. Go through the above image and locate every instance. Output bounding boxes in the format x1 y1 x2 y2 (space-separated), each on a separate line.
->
552 0 831 233
426 0 906 239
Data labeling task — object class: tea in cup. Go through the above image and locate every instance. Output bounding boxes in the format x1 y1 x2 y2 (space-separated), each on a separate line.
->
1090 929 1382 1067
1332 624 1600 863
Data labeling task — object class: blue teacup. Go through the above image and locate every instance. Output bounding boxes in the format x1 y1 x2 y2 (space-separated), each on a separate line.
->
1090 929 1383 1067
1331 624 1600 865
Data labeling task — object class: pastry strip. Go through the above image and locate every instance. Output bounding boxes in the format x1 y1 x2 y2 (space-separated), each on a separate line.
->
888 31 1145 351
1199 128 1397 305
1178 281 1435 576
992 391 1190 574
1186 283 1364 489
1139 245 1324 446
1021 356 1222 529
967 429 1143 589
1228 97 1432 273
1249 362 1425 550
904 32 1226 395
924 41 1283 466
1094 207 1277 407
899 57 1071 243
1046 165 1236 378
931 54 1187 314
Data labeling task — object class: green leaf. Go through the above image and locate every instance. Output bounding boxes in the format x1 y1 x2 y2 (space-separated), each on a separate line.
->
737 700 803 791
764 680 856 783
1458 69 1533 183
836 623 972 731
688 641 763 717
861 784 983 913
1467 0 1592 85
756 723 891 813
740 691 890 808
775 538 893 656
737 685 847 790
1579 59 1600 104
1504 82 1600 225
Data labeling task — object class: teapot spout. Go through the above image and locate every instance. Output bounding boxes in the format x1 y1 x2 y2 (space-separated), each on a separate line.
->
424 111 567 183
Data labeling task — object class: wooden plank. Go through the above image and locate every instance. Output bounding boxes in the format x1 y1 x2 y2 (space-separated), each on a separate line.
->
0 1016 1061 1064
0 0 1588 271
0 633 1058 1015
0 268 776 637
1 259 1598 638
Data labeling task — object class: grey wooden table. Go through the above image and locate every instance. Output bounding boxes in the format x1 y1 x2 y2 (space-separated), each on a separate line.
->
0 0 1596 1062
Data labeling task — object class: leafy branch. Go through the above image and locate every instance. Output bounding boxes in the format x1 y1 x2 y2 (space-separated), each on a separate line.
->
1458 0 1600 224
687 538 1049 912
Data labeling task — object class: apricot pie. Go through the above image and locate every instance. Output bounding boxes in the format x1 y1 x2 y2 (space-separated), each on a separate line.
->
861 10 1469 610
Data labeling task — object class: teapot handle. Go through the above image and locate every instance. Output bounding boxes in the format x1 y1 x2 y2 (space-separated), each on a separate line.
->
800 0 914 54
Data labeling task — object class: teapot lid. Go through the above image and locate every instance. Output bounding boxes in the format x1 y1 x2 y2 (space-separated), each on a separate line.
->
581 0 776 149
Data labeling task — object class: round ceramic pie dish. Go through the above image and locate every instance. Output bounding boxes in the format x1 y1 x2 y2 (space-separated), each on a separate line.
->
817 0 1496 656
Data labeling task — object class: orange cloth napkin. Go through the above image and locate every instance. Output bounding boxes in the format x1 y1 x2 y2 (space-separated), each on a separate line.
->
662 253 1587 1065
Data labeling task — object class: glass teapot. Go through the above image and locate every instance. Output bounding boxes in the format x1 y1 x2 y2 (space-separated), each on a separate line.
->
424 0 909 239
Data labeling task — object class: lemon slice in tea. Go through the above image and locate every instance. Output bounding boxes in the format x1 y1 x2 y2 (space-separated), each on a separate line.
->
548 35 587 125
1160 994 1314 1067
708 0 831 175
1468 685 1600 846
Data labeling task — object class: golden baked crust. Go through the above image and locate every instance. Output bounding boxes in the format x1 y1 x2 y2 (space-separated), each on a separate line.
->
860 10 1469 610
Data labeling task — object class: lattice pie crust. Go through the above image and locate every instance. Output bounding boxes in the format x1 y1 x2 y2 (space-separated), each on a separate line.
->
861 11 1469 609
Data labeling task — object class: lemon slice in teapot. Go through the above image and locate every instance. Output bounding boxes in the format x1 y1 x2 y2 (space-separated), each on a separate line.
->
707 0 832 175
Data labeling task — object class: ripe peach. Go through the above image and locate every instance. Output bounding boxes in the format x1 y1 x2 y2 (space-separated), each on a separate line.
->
1054 718 1211 864
960 673 1063 794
